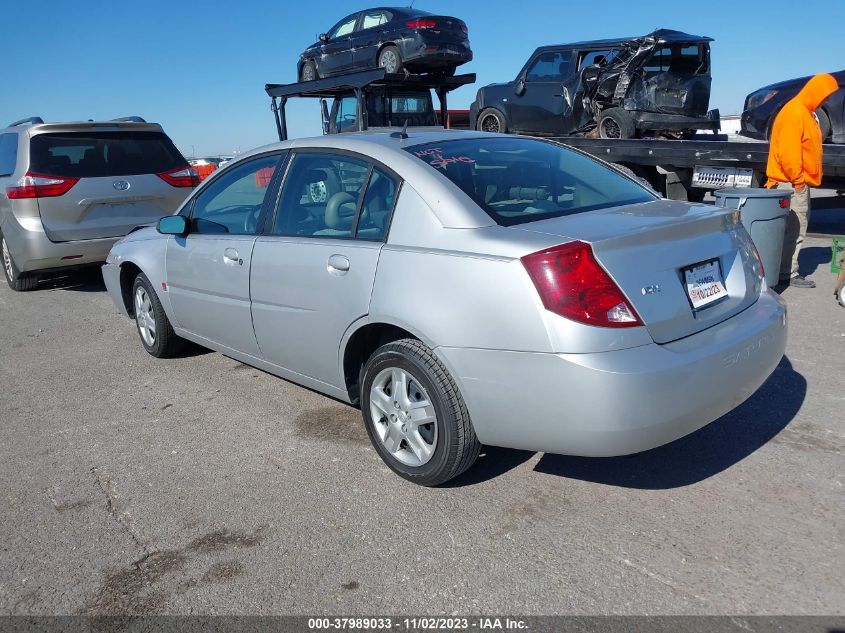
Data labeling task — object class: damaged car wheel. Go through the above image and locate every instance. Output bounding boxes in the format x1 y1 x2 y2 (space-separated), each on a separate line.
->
599 108 635 139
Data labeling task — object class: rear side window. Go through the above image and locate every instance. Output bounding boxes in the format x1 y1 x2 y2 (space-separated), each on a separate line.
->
643 44 708 75
407 138 655 226
28 131 185 178
0 133 17 176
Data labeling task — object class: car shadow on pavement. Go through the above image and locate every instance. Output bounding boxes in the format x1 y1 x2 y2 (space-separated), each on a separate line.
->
531 356 805 490
37 267 106 292
443 446 536 487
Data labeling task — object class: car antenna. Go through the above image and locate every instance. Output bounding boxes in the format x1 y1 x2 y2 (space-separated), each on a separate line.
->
391 120 409 139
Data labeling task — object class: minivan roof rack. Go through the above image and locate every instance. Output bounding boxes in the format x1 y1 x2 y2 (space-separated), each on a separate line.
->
110 116 147 123
265 68 475 141
8 117 44 127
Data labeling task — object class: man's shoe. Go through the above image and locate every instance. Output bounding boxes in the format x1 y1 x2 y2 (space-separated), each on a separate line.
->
788 275 816 288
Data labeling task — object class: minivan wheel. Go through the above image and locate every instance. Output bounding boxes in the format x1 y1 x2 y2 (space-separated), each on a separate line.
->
300 61 318 82
477 108 506 133
1 235 37 292
132 273 184 358
599 108 635 139
360 339 480 486
378 45 403 74
817 108 832 142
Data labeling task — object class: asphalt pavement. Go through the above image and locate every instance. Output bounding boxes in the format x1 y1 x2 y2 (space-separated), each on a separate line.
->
0 197 843 618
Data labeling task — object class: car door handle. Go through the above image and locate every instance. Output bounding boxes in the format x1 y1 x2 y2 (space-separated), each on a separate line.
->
327 254 350 274
223 248 242 266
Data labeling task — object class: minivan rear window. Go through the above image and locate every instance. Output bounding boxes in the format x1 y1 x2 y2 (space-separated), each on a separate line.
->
29 131 185 178
406 137 656 226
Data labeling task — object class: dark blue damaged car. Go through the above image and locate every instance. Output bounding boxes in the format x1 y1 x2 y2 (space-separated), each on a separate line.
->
297 7 472 82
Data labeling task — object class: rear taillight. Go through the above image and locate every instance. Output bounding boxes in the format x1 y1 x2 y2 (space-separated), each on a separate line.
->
6 172 79 199
157 166 200 188
407 19 437 29
521 241 642 328
460 24 468 34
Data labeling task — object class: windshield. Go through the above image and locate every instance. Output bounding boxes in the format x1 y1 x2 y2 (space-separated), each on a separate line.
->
406 138 656 226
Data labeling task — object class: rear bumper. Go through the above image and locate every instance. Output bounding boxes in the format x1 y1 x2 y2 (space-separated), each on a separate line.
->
401 37 472 68
435 290 787 457
633 109 721 132
1 214 116 273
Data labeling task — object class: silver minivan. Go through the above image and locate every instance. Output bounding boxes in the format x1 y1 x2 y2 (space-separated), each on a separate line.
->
0 117 197 290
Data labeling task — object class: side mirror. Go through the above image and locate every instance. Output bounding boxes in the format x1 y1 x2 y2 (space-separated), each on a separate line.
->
157 215 188 236
319 33 329 42
515 77 526 96
320 99 330 135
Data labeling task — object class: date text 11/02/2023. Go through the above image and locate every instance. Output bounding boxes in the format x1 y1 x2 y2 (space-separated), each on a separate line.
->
307 617 529 630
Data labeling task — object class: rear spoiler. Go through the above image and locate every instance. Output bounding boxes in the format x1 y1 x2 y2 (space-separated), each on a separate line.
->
25 121 164 134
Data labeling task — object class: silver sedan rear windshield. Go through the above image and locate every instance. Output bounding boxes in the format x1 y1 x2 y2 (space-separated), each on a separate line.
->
406 137 656 225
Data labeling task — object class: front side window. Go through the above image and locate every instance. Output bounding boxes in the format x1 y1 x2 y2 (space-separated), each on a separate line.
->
361 11 388 30
273 153 370 238
578 49 618 69
407 138 655 226
334 97 359 133
329 15 357 39
0 133 17 176
525 51 570 82
189 154 281 235
28 132 184 178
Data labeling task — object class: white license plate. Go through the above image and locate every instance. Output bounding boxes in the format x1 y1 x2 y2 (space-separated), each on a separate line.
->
683 259 727 309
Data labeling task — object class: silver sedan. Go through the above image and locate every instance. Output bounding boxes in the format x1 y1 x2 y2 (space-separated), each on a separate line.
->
102 131 787 485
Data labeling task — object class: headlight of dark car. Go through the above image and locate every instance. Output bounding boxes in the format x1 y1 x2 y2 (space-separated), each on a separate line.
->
745 89 778 110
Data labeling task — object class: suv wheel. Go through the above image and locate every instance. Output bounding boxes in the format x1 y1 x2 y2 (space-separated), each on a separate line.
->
599 108 635 139
301 61 318 82
1 234 37 291
132 273 184 358
477 108 506 133
360 338 481 486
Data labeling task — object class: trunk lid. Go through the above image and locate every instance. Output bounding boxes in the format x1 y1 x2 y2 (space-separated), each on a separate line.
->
415 15 468 44
26 129 191 241
513 199 763 344
36 174 188 241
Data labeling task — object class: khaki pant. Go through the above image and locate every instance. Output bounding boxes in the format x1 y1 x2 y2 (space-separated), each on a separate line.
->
776 182 811 280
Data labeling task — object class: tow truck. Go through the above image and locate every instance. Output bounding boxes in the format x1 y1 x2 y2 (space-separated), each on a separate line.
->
265 69 845 201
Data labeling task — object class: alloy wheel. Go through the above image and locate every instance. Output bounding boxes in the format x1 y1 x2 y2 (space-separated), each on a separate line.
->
601 117 622 139
379 50 399 73
134 286 156 347
369 367 438 467
480 114 501 133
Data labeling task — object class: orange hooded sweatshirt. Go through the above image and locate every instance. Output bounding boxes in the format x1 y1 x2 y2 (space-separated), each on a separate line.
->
766 73 839 188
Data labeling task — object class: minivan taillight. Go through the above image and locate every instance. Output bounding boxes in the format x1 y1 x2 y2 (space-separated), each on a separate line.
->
6 172 79 199
407 19 437 29
157 166 200 188
521 241 642 328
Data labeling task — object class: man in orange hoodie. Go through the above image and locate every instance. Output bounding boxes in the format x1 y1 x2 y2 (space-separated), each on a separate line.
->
766 73 839 288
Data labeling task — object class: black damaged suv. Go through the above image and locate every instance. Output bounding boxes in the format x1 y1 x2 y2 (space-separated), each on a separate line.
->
470 29 720 139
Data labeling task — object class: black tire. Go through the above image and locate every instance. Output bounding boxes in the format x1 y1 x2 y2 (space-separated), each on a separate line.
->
360 338 481 486
1 233 38 292
477 108 506 133
300 61 318 82
131 272 184 358
609 163 654 191
377 45 403 74
817 108 832 142
599 107 636 139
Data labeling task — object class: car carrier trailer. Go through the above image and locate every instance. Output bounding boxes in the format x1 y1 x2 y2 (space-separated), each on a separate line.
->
553 134 845 201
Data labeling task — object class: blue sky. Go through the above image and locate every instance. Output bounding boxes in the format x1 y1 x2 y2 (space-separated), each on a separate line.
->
3 0 843 157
